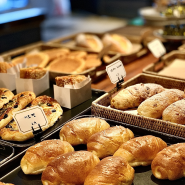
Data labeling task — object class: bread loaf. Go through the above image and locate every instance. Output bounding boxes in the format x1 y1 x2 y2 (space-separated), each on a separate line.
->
0 62 15 73
41 151 100 185
0 182 14 185
21 140 74 174
151 143 185 180
113 135 167 167
84 156 134 185
162 99 185 125
0 88 14 109
60 117 110 145
87 126 134 158
111 83 165 110
137 89 185 118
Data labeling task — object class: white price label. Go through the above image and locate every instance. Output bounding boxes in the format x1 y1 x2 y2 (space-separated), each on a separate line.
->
13 106 48 134
106 60 126 84
147 39 166 58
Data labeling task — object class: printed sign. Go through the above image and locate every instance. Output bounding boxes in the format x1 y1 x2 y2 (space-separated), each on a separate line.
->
147 39 166 58
106 60 126 84
13 106 48 134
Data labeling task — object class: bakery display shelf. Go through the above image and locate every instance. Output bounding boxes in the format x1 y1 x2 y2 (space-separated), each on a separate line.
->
46 31 148 65
1 43 119 83
1 108 185 185
143 50 185 80
92 73 185 139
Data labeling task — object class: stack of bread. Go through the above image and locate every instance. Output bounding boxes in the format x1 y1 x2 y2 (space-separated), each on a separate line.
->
111 83 185 125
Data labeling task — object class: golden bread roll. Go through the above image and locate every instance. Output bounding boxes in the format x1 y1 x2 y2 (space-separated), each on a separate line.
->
0 62 15 73
75 33 103 52
137 89 185 118
47 56 86 73
151 143 185 180
87 126 134 158
85 54 102 69
21 140 74 174
114 135 167 167
68 50 87 59
102 33 132 54
55 74 87 87
84 156 134 185
59 117 110 145
0 88 14 109
41 151 100 185
111 83 165 110
20 66 47 79
42 48 70 61
11 52 49 68
162 99 185 125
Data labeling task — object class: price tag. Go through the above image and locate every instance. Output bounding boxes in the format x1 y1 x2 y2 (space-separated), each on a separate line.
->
147 39 166 58
13 106 48 134
106 60 126 84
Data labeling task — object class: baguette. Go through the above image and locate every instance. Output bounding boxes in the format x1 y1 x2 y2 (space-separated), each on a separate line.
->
137 89 185 118
162 99 185 125
111 83 165 110
41 151 100 185
151 143 185 180
113 135 167 167
21 140 74 174
59 117 110 145
87 126 134 158
84 156 134 185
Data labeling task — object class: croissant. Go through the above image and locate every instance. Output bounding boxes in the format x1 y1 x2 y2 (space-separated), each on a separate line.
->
87 126 134 158
151 143 185 180
111 83 165 110
137 89 185 118
113 135 167 167
20 140 74 174
41 151 100 185
84 156 134 185
59 117 110 145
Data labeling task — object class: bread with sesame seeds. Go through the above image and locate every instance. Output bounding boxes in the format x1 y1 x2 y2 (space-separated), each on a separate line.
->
41 151 100 185
111 83 165 110
84 156 134 185
113 135 167 167
59 117 110 146
87 126 134 159
21 140 74 175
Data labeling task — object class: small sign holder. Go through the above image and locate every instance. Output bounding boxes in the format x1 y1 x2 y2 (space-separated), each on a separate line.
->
31 124 43 142
116 76 124 90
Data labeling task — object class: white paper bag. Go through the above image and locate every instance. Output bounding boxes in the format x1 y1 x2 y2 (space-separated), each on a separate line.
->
54 78 92 109
0 73 16 91
16 71 49 96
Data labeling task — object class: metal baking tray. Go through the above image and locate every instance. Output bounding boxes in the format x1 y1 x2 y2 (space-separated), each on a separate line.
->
1 107 185 184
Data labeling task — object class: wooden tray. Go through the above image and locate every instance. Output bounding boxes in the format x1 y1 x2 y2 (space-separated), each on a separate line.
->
143 50 185 80
1 43 120 82
92 73 185 138
47 32 148 65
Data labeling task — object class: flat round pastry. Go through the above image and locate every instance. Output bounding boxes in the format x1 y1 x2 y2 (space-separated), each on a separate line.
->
47 56 86 73
102 33 133 54
75 33 103 52
0 95 63 141
11 52 49 68
68 50 87 59
21 140 74 174
0 88 14 109
42 48 70 61
0 91 36 129
85 54 102 69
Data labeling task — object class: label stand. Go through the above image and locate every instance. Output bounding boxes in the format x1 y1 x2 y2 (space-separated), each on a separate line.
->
116 76 124 90
32 124 43 143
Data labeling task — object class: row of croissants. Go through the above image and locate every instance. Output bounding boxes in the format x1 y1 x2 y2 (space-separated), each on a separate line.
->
14 117 185 185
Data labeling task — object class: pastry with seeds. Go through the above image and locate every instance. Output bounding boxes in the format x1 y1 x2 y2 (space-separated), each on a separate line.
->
0 88 14 109
0 95 63 141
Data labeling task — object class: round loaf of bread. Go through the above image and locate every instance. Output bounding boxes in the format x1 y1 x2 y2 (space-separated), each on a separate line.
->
59 117 110 145
87 126 134 158
84 156 134 185
162 99 185 125
137 89 185 118
41 151 100 185
21 140 74 174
